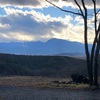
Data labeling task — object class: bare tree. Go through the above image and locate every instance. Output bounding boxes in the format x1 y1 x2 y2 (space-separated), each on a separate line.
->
46 0 100 88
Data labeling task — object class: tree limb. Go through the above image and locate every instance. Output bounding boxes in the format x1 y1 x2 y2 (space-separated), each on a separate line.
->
97 21 100 32
45 0 82 16
92 0 97 33
74 0 84 17
81 0 87 12
96 9 100 14
92 0 100 15
81 0 87 19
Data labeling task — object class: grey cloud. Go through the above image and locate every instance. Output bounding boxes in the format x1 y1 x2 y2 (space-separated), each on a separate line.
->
0 0 100 8
67 0 100 6
0 0 42 7
0 11 66 41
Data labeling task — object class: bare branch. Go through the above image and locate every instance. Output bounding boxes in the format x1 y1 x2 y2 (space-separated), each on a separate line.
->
81 0 87 11
92 0 95 4
81 0 87 19
96 9 100 14
92 0 97 34
45 0 82 16
74 0 84 17
97 21 100 33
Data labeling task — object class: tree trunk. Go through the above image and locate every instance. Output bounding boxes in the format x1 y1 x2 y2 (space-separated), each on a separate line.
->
93 22 100 87
83 14 93 85
94 34 100 87
81 0 93 85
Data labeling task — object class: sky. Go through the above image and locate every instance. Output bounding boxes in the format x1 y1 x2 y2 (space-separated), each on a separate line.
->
0 0 100 43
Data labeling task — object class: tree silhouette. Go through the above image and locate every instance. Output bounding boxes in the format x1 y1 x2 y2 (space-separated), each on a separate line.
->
46 0 100 88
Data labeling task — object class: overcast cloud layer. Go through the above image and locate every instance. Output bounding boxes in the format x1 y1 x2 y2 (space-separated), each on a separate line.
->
0 0 100 8
0 0 99 43
0 0 47 8
0 0 40 7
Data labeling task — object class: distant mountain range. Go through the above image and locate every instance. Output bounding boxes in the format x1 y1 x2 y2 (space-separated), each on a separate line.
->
0 38 92 56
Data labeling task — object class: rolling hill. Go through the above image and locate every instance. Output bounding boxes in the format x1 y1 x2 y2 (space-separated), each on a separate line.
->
0 53 92 77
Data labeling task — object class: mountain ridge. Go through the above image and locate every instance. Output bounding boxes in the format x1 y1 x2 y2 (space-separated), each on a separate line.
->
0 38 92 55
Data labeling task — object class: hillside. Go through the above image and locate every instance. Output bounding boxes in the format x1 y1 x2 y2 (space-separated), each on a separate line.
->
0 53 89 77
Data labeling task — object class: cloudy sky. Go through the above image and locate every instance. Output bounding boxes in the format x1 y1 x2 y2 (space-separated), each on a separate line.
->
0 0 100 43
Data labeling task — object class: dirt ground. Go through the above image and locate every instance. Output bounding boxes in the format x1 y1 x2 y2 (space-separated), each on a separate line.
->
0 85 100 100
0 76 99 100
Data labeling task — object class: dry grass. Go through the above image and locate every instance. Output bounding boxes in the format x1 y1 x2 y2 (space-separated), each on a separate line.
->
0 96 5 100
0 76 69 87
0 76 91 90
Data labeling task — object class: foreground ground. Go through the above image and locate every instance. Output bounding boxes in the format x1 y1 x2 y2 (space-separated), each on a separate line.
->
0 86 100 100
0 76 99 100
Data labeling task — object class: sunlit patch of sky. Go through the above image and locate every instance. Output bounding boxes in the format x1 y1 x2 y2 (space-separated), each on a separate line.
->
2 5 80 19
34 6 80 26
0 7 7 16
35 6 70 18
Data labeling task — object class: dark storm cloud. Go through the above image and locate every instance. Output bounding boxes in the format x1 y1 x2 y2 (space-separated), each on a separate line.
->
0 0 100 8
0 0 42 7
